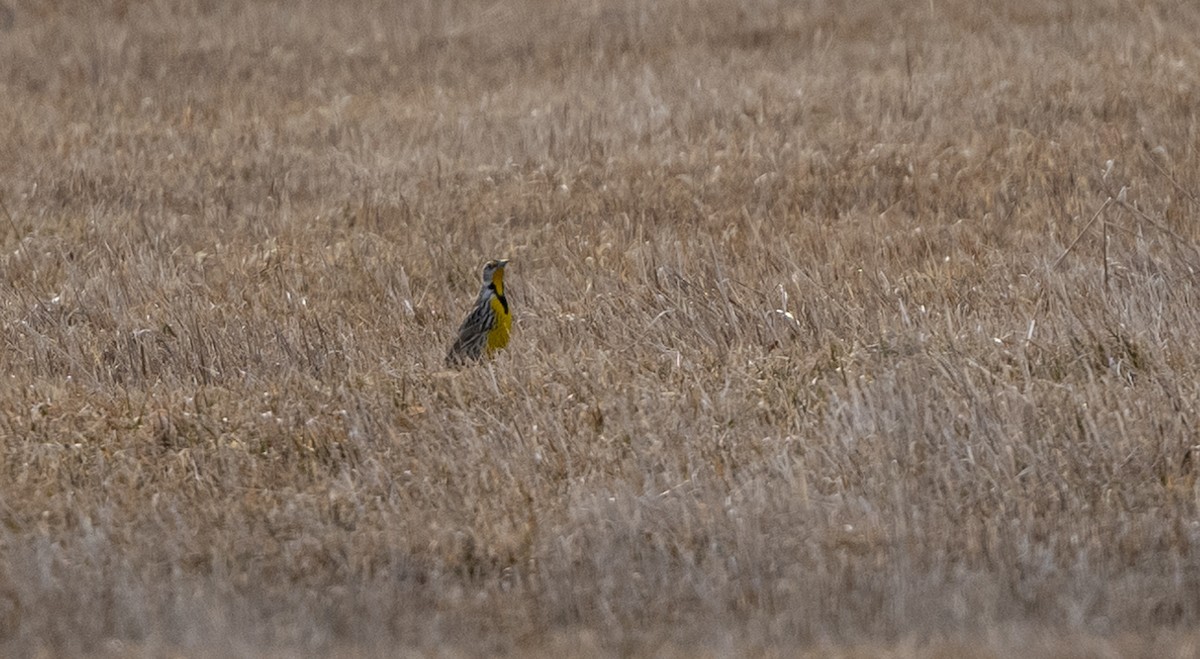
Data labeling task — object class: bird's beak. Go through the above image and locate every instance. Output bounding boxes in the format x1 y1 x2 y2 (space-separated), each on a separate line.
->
497 259 510 268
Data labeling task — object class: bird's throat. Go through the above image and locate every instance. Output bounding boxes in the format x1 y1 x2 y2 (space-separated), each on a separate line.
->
492 268 505 297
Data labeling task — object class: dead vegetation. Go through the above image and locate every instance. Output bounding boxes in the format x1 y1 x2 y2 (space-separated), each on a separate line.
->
2 0 1200 655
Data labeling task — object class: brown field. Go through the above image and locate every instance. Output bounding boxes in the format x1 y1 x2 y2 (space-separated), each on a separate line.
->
2 0 1200 655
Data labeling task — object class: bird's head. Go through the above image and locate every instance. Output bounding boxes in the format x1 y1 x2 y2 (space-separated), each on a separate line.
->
482 259 509 296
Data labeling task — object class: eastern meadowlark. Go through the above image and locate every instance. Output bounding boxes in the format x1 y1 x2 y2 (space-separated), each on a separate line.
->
446 259 511 366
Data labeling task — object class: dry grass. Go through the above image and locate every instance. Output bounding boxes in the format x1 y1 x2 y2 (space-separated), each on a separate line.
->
2 0 1200 655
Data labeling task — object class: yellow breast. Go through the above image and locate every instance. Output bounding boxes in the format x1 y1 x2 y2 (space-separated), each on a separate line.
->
486 295 511 354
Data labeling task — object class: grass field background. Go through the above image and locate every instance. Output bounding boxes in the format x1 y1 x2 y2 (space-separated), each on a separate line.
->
2 0 1200 655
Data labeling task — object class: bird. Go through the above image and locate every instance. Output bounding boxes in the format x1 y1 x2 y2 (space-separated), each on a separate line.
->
446 259 511 366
